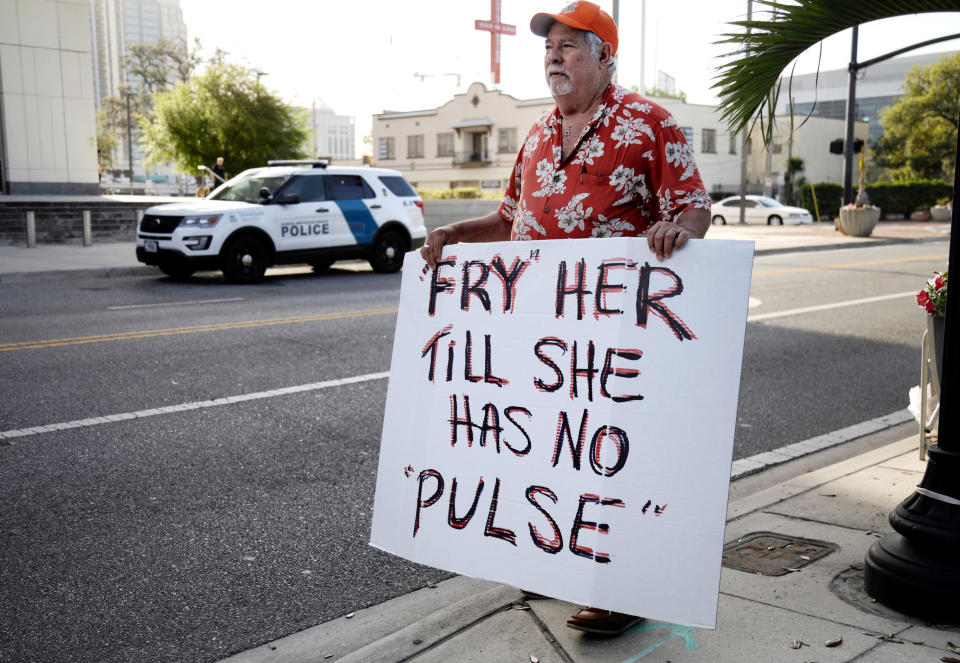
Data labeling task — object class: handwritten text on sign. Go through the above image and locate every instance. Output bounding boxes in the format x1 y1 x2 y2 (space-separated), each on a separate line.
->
370 238 754 629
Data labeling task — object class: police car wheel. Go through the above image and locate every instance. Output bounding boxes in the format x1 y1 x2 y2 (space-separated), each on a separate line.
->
310 260 334 273
370 230 408 274
158 261 195 281
221 236 269 284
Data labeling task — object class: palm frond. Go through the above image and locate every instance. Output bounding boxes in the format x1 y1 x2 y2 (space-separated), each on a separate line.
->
714 0 960 134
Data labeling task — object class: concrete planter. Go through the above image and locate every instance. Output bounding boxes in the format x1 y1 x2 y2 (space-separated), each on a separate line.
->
911 209 932 222
838 206 880 237
930 205 952 222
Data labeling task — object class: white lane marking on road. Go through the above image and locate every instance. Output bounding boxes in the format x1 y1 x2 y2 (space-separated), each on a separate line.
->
0 371 390 441
730 409 914 480
107 297 245 310
747 291 914 322
748 297 761 309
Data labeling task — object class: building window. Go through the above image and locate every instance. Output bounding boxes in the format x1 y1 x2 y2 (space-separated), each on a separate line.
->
701 128 717 154
437 132 454 157
407 134 424 159
378 137 395 160
729 133 737 155
746 138 752 155
680 127 694 149
772 142 783 154
497 128 517 153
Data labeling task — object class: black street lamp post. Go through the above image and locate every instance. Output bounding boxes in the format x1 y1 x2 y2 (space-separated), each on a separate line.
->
864 125 960 621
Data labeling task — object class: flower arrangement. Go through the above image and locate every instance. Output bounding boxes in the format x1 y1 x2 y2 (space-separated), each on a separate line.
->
935 197 951 208
916 270 948 317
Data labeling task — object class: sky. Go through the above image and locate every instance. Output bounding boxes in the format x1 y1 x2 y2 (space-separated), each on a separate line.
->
178 1 960 156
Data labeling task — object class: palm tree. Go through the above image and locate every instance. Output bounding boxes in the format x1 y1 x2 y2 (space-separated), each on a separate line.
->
713 0 960 133
713 0 960 622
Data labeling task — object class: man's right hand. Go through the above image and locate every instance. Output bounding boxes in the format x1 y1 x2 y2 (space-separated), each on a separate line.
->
420 225 458 269
419 212 513 269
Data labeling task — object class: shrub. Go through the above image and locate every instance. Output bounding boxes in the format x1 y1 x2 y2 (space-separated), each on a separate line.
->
800 180 952 219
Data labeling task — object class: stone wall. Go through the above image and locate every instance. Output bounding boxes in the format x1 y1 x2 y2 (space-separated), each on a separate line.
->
0 197 179 245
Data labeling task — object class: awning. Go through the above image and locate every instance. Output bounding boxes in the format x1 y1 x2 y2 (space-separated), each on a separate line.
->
452 118 494 130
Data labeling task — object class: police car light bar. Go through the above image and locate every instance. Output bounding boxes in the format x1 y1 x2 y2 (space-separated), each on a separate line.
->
266 160 329 168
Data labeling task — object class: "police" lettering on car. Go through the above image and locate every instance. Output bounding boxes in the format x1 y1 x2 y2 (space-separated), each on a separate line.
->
281 222 330 237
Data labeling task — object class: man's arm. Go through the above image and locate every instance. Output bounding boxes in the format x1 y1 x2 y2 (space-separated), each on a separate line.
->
646 207 710 261
420 211 511 268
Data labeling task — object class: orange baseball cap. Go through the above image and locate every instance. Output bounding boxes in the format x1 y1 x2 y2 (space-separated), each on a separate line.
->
530 1 619 56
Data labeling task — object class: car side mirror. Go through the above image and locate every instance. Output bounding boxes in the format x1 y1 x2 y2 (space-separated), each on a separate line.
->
275 194 300 205
259 187 272 200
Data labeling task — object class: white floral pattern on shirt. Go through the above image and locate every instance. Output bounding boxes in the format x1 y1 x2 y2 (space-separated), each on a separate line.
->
555 193 593 233
573 135 605 165
496 83 710 239
533 158 567 198
591 214 636 237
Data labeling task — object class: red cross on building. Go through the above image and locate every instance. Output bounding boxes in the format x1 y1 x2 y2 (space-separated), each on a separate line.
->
475 0 516 84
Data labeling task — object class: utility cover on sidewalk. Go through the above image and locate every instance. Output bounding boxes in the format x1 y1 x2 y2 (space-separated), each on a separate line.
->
722 531 837 576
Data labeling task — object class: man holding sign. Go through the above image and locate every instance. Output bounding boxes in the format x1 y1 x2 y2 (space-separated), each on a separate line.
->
419 1 711 636
422 1 711 271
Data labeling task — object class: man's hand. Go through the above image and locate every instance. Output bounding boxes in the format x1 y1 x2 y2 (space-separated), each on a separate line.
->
646 208 710 261
421 226 458 269
419 212 513 269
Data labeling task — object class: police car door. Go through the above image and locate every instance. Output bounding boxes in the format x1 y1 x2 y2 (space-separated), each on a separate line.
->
325 174 385 249
272 174 338 252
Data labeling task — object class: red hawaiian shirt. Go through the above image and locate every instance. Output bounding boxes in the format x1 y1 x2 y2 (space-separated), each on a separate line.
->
497 84 711 240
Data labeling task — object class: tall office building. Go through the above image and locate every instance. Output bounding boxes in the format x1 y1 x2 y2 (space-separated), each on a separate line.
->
87 0 186 190
88 0 186 106
309 102 357 162
1 0 99 194
774 50 959 143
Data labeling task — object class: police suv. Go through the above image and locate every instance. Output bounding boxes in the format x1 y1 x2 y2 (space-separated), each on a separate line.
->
135 161 427 283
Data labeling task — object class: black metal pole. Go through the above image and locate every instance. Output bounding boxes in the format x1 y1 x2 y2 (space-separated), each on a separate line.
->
125 93 134 195
864 117 960 621
842 26 858 206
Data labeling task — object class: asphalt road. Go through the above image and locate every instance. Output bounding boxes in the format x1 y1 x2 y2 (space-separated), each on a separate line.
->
0 239 948 662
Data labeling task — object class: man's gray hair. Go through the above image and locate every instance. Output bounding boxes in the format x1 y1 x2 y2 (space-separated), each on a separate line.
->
584 30 617 75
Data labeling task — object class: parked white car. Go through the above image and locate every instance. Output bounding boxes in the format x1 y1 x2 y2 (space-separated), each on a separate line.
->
136 161 427 283
710 195 813 225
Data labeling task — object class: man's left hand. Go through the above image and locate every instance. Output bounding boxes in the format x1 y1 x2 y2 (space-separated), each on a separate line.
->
646 208 710 260
647 221 690 261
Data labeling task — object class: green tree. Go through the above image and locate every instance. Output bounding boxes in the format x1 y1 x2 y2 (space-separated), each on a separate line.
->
140 61 307 180
631 84 688 102
124 37 200 96
97 38 201 172
873 54 960 181
784 156 805 205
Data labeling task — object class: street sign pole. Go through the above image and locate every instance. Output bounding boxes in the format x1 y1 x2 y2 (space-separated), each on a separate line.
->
864 117 960 621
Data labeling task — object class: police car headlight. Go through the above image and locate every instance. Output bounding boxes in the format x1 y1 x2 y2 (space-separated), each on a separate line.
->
183 235 212 250
181 214 221 227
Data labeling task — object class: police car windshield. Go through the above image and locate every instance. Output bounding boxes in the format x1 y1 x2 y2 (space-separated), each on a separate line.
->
210 173 290 203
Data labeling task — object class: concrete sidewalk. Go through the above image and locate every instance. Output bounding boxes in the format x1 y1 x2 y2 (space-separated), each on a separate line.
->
0 220 951 283
221 431 960 663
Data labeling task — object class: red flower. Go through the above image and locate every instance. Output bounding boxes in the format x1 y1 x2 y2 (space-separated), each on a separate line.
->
935 275 945 290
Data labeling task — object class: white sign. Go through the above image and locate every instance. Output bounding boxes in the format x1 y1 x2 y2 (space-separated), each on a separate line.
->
370 237 755 629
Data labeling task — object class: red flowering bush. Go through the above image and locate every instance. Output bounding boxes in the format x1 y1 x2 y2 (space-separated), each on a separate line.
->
916 270 948 317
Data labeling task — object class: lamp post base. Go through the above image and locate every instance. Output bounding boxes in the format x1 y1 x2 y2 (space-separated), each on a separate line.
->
864 531 960 623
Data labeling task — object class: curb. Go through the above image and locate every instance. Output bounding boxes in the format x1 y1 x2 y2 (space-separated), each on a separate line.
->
0 265 157 284
0 234 946 284
752 233 947 257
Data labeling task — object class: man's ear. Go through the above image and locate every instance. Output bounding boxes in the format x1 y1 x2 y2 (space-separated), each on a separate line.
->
599 43 612 64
